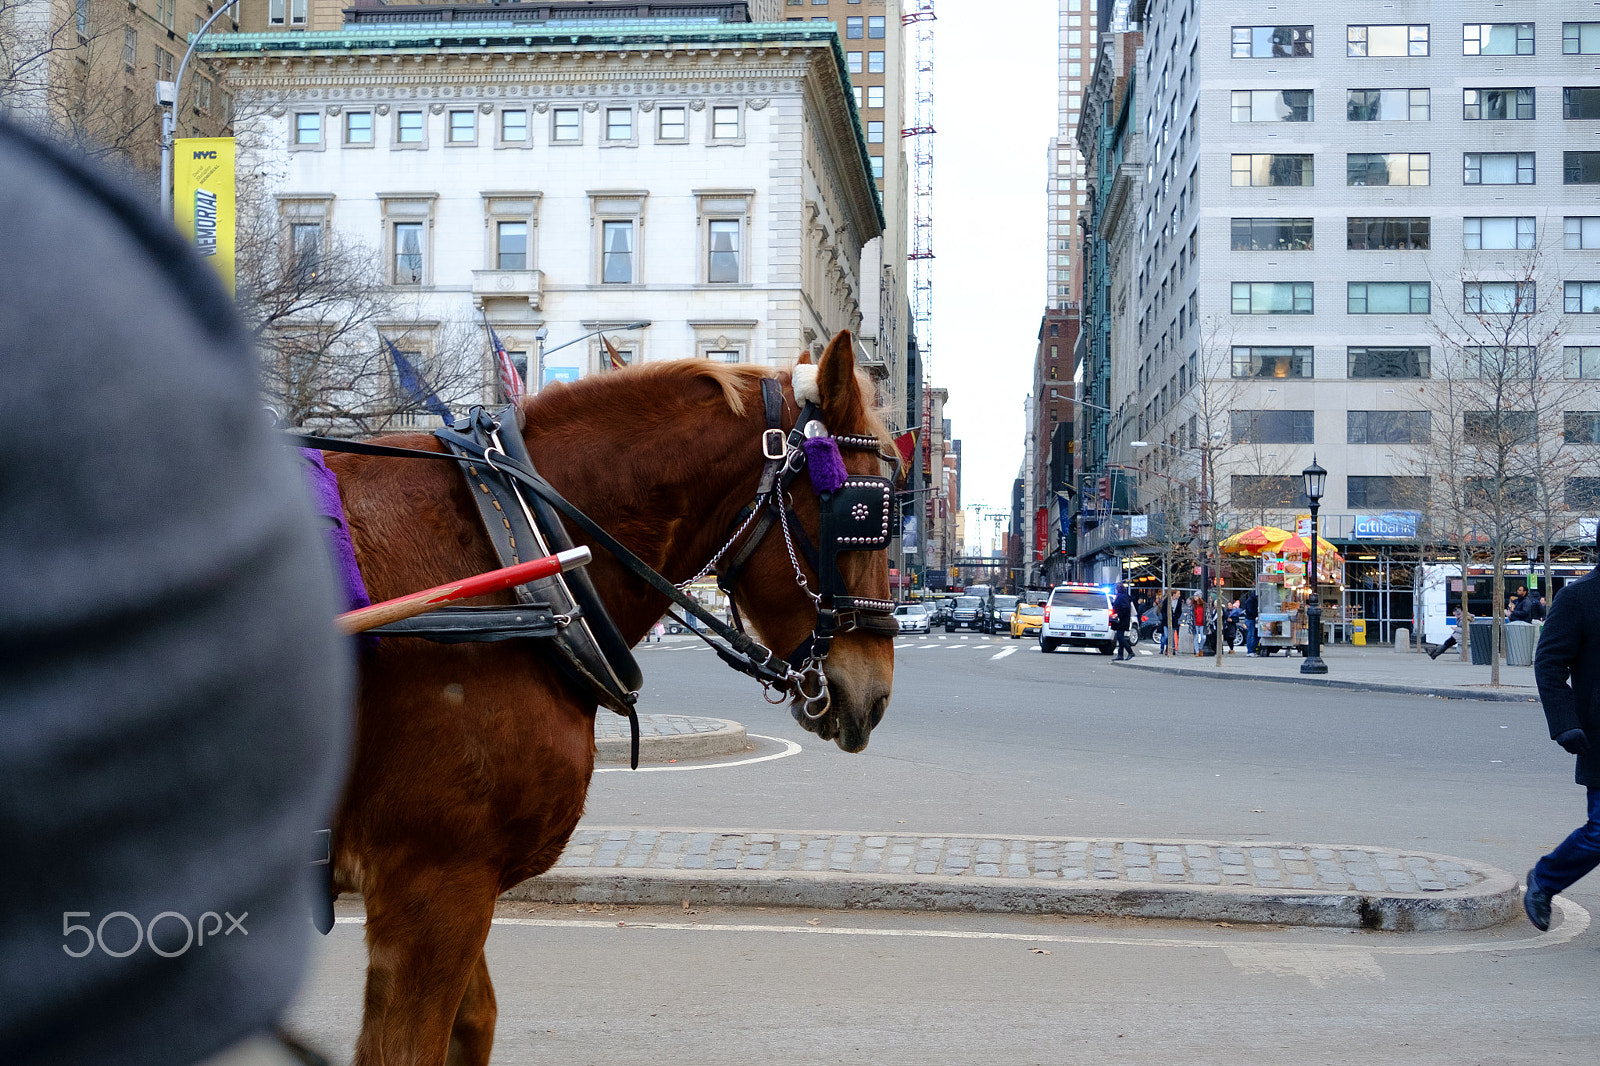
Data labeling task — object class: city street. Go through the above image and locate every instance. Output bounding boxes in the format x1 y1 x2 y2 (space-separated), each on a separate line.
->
287 638 1600 1063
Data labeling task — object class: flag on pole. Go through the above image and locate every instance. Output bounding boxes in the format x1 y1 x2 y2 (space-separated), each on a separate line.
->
892 429 918 481
383 336 453 420
601 333 628 371
485 322 523 402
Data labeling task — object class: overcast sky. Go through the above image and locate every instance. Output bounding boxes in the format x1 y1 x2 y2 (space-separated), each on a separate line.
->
924 0 1060 555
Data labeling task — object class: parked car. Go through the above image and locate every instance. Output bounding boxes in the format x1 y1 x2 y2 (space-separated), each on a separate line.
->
893 603 931 634
946 595 984 632
987 594 1019 634
1038 583 1115 654
927 600 952 627
1009 602 1045 639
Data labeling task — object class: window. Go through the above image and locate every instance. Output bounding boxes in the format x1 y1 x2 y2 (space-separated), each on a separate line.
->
707 219 740 283
866 120 884 143
1230 154 1313 187
1232 476 1307 509
605 108 632 142
1348 410 1430 444
196 78 212 114
448 110 475 144
1566 152 1600 185
705 350 742 363
500 109 527 143
1465 410 1536 446
1464 282 1534 315
268 0 284 23
1567 282 1600 314
394 222 424 285
1347 88 1429 121
1463 88 1535 121
1565 23 1600 55
1232 25 1312 58
867 85 883 109
1463 346 1536 378
294 112 321 145
1347 153 1429 186
1566 478 1600 509
846 52 862 74
601 220 634 283
1228 217 1312 252
552 108 580 143
289 0 306 24
1570 347 1600 379
1348 476 1429 510
1348 346 1431 378
1232 281 1313 314
1348 282 1430 314
868 51 885 73
867 14 884 37
1463 23 1533 56
346 111 373 145
1464 152 1534 185
1566 217 1600 249
1347 217 1430 250
155 46 173 81
846 16 862 37
1464 217 1535 249
658 107 687 140
870 155 884 179
290 222 322 281
495 221 527 270
1230 89 1313 122
1232 346 1313 378
1230 410 1313 444
396 110 424 144
852 86 863 108
1348 25 1429 57
711 106 740 140
1566 88 1600 120
1567 413 1600 444
122 28 137 70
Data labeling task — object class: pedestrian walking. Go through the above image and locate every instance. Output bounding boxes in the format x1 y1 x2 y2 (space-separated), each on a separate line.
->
1191 594 1206 656
1524 540 1600 930
1111 582 1135 661
1242 588 1260 655
650 620 666 642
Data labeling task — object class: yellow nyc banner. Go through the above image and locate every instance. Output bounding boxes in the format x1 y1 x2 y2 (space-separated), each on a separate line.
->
173 137 236 295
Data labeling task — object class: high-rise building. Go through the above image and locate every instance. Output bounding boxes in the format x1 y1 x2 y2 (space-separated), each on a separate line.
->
1075 0 1600 636
1047 0 1100 311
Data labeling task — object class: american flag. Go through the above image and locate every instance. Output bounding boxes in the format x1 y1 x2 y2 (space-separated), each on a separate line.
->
486 323 524 401
602 333 628 372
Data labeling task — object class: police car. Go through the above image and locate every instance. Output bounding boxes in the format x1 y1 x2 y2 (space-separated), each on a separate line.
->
1038 583 1116 655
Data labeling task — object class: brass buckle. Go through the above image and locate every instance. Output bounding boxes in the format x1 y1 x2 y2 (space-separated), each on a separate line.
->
762 428 786 461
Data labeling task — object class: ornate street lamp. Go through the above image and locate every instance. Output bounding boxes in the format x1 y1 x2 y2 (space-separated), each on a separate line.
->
1301 457 1329 675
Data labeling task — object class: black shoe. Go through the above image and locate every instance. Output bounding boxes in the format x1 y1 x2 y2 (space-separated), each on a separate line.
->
1524 868 1552 931
1428 647 1441 660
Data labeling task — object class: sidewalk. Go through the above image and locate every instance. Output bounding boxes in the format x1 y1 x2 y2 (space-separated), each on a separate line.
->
1125 642 1541 702
502 826 1520 932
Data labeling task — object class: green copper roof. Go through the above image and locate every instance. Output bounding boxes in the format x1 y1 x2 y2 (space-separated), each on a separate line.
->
199 20 883 230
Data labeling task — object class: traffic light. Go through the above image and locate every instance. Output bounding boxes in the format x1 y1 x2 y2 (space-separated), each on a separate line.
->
950 566 959 581
1098 476 1112 500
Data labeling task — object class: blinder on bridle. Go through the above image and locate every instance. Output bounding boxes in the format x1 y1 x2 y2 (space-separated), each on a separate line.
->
705 377 899 720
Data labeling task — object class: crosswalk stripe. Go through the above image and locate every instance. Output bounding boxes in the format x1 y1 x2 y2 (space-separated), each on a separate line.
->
991 647 1018 660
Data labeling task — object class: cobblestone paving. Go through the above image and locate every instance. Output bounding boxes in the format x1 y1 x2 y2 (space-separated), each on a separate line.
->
553 829 1483 894
592 714 729 742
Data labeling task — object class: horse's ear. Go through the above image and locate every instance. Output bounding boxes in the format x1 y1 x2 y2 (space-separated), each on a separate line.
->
795 349 813 365
815 330 864 428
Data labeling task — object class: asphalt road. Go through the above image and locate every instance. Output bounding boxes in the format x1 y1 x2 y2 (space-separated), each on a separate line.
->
286 636 1600 1064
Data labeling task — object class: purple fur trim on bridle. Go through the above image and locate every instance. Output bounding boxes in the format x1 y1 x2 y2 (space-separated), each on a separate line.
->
801 436 848 493
299 448 373 617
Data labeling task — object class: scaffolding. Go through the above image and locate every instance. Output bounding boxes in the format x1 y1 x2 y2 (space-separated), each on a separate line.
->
902 0 935 550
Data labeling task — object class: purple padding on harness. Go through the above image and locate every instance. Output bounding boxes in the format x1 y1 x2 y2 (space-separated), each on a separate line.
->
299 449 372 615
801 436 848 494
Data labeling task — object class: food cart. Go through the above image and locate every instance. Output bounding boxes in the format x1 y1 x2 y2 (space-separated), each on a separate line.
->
1219 527 1345 656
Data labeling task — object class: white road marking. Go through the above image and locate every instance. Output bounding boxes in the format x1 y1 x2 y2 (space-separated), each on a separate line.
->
329 897 1589 956
946 644 968 650
592 734 801 774
918 643 941 649
991 647 1018 660
895 642 917 649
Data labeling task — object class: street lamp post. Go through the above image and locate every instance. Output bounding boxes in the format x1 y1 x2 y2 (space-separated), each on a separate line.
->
532 321 649 392
159 0 244 221
1301 457 1329 675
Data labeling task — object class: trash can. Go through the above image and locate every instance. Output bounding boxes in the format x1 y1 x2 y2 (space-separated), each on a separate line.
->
1469 618 1496 665
1352 619 1367 646
1504 621 1537 666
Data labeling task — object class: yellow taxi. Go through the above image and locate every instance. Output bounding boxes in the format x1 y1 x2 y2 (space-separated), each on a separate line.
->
1009 602 1045 639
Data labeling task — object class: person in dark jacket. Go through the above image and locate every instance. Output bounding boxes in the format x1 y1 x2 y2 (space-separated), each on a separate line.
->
1241 589 1260 654
1509 587 1534 622
1110 582 1135 661
1524 538 1600 930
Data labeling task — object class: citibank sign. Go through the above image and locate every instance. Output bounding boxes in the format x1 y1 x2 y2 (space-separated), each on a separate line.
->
1354 511 1420 539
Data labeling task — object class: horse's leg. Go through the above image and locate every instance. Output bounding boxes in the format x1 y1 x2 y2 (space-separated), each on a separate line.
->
355 864 500 1066
445 949 497 1066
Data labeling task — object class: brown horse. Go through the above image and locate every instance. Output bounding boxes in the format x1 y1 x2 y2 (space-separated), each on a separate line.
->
324 330 894 1065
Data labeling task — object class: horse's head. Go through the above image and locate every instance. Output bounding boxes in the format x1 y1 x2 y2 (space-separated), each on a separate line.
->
728 331 896 753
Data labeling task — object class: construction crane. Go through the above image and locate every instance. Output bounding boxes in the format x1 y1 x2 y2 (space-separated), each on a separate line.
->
902 0 935 549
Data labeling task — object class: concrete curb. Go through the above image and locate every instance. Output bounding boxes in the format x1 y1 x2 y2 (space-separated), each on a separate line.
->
594 717 748 764
1125 659 1540 702
500 832 1520 932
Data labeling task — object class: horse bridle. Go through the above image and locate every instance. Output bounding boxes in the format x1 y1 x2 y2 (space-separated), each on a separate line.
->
683 377 900 718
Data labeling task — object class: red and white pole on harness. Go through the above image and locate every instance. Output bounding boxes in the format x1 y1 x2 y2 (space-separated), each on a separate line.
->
336 546 592 634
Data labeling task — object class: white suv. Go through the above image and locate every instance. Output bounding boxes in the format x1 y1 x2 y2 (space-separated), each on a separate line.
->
1039 584 1115 655
894 603 931 634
